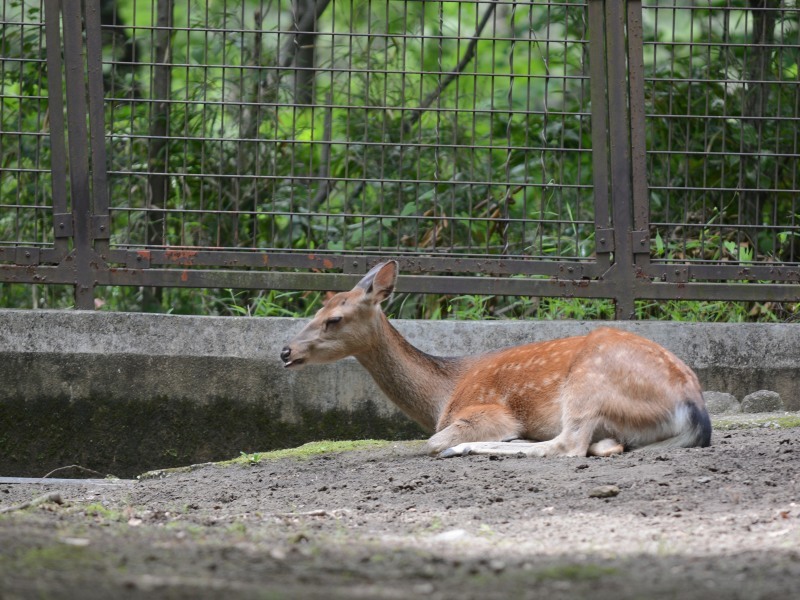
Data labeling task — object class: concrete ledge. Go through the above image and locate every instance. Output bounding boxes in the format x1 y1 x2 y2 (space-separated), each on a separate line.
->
1 310 799 477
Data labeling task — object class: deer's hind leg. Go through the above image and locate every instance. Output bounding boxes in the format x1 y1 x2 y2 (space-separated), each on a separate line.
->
437 385 624 459
439 417 603 458
425 404 524 456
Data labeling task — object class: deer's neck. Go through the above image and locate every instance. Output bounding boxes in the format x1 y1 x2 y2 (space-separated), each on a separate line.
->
354 315 468 432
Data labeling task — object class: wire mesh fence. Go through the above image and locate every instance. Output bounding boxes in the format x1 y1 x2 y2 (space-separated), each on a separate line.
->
642 0 800 269
100 0 597 263
0 0 56 249
0 0 799 315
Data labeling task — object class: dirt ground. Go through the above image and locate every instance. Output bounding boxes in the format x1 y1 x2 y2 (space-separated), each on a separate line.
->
1 415 800 600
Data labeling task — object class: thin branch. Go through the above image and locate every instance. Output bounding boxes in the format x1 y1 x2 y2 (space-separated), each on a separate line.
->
42 465 108 479
403 0 499 133
310 92 336 211
0 492 63 514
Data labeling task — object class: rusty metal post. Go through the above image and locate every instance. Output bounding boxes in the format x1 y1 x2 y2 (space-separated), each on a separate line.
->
84 0 112 259
61 0 95 309
626 0 651 272
587 0 614 271
604 0 636 319
147 0 174 247
43 0 71 260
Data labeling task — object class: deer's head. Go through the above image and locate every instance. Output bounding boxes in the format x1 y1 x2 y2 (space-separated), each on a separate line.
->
280 261 398 369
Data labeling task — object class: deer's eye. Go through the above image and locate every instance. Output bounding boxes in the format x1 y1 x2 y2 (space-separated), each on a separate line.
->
325 316 342 329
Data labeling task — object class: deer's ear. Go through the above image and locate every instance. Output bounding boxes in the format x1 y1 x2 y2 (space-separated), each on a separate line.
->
355 261 398 304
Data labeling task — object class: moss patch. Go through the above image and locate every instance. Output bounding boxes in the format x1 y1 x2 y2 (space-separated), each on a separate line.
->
139 439 419 480
6 544 105 573
81 502 124 522
535 563 619 582
713 413 800 431
222 439 398 463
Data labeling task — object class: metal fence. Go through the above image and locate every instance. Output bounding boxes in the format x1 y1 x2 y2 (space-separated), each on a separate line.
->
1 0 799 317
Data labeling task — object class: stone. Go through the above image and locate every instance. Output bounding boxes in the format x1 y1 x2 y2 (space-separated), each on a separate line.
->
589 485 620 499
741 390 784 413
432 529 468 542
703 391 740 414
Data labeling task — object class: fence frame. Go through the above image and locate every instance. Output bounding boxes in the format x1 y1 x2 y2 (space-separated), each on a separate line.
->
1 0 799 317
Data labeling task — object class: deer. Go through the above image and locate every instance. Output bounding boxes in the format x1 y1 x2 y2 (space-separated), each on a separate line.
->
280 261 712 458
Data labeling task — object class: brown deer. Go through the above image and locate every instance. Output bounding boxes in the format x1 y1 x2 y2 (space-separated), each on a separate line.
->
281 261 711 458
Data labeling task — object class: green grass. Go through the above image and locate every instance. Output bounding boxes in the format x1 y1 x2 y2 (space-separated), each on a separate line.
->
712 414 800 431
82 502 124 522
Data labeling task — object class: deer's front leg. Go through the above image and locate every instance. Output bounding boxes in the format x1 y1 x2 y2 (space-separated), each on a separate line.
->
439 439 554 458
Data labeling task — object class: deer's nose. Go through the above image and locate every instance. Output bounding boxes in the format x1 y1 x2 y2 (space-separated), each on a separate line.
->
280 347 292 362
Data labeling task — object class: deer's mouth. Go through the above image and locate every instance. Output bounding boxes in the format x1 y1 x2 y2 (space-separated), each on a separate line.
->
281 345 306 369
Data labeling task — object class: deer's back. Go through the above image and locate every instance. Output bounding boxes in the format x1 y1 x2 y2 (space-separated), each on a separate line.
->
435 327 703 440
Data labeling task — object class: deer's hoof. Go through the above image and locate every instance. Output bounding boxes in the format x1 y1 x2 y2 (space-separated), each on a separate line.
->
439 444 471 458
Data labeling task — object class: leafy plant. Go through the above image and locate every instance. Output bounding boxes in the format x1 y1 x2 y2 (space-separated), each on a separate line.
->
239 451 262 465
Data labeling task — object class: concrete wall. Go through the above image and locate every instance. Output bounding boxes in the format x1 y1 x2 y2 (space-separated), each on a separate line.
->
1 310 798 477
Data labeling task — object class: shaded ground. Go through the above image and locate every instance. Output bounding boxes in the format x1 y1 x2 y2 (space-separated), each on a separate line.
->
1 415 800 600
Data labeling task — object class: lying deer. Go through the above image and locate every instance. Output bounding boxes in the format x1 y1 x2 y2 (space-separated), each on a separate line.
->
281 261 712 458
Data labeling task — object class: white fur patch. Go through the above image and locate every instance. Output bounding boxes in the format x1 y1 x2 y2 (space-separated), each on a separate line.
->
622 403 700 450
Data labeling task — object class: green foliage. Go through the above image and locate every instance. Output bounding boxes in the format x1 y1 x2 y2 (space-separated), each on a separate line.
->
642 3 800 264
215 289 324 317
0 283 75 310
0 1 53 248
98 0 597 261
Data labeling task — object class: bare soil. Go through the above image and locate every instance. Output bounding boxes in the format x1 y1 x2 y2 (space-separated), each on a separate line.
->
2 417 800 600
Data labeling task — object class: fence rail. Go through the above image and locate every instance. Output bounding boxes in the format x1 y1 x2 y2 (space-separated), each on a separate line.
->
1 0 799 317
